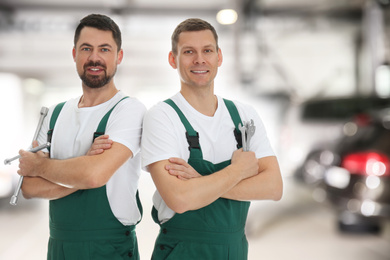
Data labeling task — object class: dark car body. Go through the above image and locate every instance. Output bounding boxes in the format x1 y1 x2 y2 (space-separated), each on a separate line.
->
280 96 390 179
298 107 390 233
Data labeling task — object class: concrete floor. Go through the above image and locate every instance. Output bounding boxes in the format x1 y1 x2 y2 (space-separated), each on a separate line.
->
0 175 389 260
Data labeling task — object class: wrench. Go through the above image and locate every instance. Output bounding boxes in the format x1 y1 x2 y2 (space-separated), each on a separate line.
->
245 120 256 151
8 106 49 206
4 142 51 165
239 122 247 151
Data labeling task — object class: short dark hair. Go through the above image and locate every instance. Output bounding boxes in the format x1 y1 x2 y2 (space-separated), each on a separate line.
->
171 18 219 55
74 14 122 51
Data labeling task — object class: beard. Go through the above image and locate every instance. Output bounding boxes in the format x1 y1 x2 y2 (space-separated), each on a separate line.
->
79 61 116 89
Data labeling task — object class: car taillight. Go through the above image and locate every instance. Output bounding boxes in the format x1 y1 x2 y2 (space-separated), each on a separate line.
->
341 152 390 176
353 113 372 127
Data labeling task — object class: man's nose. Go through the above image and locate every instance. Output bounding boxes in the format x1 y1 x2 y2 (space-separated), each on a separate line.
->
88 50 102 62
194 53 206 64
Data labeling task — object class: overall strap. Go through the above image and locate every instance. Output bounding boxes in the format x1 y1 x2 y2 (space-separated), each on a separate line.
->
135 190 143 225
47 101 66 152
93 96 129 140
223 99 243 149
92 95 143 223
164 99 203 159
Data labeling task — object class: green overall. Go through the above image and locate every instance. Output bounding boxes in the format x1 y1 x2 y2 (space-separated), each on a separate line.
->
151 99 250 260
46 97 142 260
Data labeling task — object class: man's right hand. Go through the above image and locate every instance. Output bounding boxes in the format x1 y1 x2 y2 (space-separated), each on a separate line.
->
230 149 259 180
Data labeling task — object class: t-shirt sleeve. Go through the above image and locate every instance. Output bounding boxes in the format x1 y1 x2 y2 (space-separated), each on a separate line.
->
141 102 184 171
105 98 146 157
235 101 275 159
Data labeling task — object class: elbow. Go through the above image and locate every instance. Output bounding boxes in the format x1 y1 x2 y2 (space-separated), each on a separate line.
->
73 156 113 189
164 193 193 214
170 206 187 214
272 189 283 201
21 190 33 200
85 180 102 189
166 199 190 214
82 168 109 189
84 176 107 189
271 181 283 201
21 183 35 200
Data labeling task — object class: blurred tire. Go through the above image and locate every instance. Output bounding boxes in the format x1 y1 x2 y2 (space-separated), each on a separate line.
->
337 211 381 234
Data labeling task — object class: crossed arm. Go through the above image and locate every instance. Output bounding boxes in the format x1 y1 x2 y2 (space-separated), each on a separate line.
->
19 135 125 200
148 149 283 214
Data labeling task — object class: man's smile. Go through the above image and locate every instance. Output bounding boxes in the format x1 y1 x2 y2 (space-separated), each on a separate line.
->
86 66 105 75
191 70 209 74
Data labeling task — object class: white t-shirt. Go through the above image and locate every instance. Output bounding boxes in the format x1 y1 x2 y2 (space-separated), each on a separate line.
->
37 91 146 226
141 92 274 223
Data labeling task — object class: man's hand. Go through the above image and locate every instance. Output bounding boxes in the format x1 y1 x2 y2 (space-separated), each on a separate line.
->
166 149 259 181
18 140 48 177
230 149 259 180
87 135 113 156
165 157 202 180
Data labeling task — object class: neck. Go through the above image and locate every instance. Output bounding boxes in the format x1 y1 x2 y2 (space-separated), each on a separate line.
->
180 87 217 116
79 84 119 108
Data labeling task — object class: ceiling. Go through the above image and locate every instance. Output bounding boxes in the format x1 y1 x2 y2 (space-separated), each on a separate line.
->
0 0 389 104
0 0 370 17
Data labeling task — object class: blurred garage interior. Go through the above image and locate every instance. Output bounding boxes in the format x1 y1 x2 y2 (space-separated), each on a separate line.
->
1 0 390 259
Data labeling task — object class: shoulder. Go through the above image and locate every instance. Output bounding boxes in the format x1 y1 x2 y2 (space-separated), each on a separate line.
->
116 93 146 112
48 97 77 110
104 94 147 130
145 100 177 120
230 99 255 111
221 97 268 131
110 95 147 122
222 98 258 118
46 97 78 119
143 99 183 133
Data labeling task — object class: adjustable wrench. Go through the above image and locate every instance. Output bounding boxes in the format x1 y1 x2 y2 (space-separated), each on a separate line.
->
245 120 256 151
239 120 256 152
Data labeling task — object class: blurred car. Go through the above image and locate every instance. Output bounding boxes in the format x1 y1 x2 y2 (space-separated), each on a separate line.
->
298 108 390 233
279 96 390 177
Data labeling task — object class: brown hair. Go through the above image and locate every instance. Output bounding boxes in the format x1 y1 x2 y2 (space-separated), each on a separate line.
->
171 18 219 54
74 14 122 51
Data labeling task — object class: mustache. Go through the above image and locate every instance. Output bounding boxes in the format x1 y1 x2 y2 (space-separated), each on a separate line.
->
84 61 106 69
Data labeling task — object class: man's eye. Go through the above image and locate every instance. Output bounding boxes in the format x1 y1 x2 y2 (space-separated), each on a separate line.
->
184 50 192 54
82 47 91 51
205 49 212 53
101 48 110 52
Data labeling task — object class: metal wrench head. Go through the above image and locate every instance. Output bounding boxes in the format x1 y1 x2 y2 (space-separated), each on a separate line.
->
239 122 248 151
40 107 49 116
247 120 256 136
238 122 246 132
245 120 256 151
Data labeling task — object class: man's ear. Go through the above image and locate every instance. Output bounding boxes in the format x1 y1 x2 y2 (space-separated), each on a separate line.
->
168 51 177 69
217 48 223 67
117 49 124 65
72 47 76 62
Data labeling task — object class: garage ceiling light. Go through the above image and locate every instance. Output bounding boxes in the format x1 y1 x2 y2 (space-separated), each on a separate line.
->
216 9 238 25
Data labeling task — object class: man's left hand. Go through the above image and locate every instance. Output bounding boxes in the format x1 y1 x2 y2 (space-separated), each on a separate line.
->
165 157 201 180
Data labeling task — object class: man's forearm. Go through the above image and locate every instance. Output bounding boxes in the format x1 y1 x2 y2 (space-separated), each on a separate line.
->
151 161 245 214
221 170 283 201
38 155 104 189
19 142 132 190
154 150 261 212
21 176 77 200
221 156 283 201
